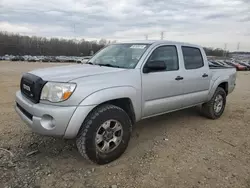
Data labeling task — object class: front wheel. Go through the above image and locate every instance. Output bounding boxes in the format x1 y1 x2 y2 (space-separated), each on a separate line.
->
201 87 226 119
76 104 132 165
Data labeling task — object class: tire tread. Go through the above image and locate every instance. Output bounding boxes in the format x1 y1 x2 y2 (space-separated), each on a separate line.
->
202 87 226 119
76 104 131 164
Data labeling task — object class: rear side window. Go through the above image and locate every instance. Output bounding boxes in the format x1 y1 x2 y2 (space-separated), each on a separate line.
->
182 46 204 69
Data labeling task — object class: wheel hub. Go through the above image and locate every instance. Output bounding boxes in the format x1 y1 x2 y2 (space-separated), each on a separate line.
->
103 129 113 141
95 120 123 153
214 94 223 113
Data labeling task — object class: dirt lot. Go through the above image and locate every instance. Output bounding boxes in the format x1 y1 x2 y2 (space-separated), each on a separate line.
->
1 61 250 188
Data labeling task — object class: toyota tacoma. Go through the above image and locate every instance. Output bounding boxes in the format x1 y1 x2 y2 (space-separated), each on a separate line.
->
15 40 236 164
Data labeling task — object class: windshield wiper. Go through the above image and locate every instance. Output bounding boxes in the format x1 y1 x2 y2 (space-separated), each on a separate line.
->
86 62 122 68
99 64 122 68
86 61 93 65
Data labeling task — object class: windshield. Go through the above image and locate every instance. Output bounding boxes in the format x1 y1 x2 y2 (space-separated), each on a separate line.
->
88 43 150 69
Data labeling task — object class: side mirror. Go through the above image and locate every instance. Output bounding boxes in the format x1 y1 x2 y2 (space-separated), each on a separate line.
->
143 60 166 73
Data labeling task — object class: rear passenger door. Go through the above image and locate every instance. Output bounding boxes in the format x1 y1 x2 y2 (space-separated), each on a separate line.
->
181 46 211 107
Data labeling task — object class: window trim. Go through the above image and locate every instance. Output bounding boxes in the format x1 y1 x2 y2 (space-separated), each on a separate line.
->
143 45 179 73
181 46 204 70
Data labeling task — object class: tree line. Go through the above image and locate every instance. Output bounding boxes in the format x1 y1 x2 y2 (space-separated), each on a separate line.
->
231 51 250 55
0 32 114 56
203 47 229 57
0 31 229 57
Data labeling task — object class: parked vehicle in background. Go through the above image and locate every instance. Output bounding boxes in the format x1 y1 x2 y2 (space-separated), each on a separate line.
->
242 60 250 66
225 61 247 71
208 61 221 67
23 55 30 61
42 57 51 62
28 57 38 62
3 55 14 61
237 61 250 70
15 40 236 164
56 56 70 62
80 56 91 64
216 60 233 68
51 57 60 62
76 59 82 64
0 55 92 63
11 56 25 61
236 64 247 71
67 58 76 63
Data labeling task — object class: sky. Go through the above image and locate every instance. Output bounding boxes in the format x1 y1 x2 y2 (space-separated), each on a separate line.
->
0 0 250 51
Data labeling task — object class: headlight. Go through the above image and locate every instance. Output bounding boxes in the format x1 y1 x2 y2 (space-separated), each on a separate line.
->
40 82 76 102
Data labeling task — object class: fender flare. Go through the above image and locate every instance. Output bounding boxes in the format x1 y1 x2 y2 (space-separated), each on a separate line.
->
208 76 229 100
64 86 141 138
79 86 141 120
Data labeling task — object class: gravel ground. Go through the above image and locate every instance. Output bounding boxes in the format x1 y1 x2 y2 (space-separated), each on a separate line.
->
1 61 250 188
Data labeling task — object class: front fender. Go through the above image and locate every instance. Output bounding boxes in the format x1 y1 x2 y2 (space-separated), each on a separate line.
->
64 86 141 138
79 86 141 121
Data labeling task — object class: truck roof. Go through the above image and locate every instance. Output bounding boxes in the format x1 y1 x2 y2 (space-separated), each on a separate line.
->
119 40 202 48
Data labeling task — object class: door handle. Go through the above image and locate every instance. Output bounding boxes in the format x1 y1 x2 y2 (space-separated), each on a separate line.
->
175 76 184 81
202 73 208 77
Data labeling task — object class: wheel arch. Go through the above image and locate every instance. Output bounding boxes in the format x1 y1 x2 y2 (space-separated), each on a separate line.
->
84 98 136 125
208 78 229 101
218 82 228 95
64 87 140 139
79 86 140 123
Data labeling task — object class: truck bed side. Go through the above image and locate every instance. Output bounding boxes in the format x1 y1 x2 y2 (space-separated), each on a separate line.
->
207 68 236 100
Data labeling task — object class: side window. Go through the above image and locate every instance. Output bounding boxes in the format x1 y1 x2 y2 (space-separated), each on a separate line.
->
182 46 204 69
148 45 179 71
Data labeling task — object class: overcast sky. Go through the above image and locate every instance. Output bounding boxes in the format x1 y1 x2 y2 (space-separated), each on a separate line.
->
0 0 249 51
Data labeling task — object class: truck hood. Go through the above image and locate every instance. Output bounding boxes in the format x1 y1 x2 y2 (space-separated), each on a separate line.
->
29 64 126 82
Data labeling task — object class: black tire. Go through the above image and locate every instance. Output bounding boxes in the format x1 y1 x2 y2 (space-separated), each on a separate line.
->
201 87 227 119
76 104 132 165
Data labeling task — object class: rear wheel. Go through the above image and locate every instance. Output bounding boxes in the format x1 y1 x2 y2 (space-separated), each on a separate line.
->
201 87 226 119
76 104 132 165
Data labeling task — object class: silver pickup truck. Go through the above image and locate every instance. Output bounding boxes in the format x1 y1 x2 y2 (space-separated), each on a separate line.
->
15 40 236 164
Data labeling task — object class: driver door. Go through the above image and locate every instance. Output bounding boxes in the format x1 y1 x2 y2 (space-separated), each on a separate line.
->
141 45 184 117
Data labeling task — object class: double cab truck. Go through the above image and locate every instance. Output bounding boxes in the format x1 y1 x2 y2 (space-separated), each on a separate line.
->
15 40 236 164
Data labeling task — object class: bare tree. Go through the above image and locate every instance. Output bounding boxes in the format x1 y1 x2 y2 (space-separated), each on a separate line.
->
0 32 105 56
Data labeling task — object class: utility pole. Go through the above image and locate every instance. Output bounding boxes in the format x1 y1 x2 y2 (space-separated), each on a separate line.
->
73 23 79 55
145 34 148 40
237 42 240 51
160 31 164 40
223 43 227 57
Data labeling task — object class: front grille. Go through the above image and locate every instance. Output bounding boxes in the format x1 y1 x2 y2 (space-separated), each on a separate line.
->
16 103 33 120
20 73 46 103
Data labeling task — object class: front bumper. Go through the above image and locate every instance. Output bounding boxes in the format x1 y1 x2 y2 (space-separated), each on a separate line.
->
15 91 95 138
